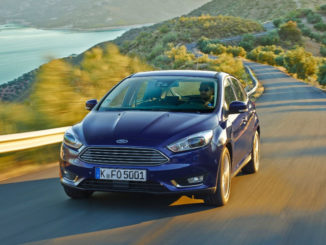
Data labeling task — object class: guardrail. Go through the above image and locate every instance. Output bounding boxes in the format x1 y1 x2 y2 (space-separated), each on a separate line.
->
0 126 70 154
245 65 259 97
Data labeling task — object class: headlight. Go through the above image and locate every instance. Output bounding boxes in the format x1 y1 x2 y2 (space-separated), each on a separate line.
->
167 130 213 152
63 127 82 149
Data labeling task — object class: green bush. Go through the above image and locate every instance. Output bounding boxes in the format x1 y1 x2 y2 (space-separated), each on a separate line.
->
148 43 164 60
273 19 284 28
198 37 221 53
247 48 260 61
320 4 326 12
301 27 312 37
239 34 256 51
159 25 170 34
318 63 326 85
258 51 276 65
297 22 305 29
260 45 284 54
153 54 171 67
322 38 326 45
275 55 284 66
314 22 326 32
162 32 178 44
210 44 227 55
301 9 313 16
320 45 326 57
278 21 303 45
226 46 246 57
311 32 322 42
284 47 317 79
198 37 210 51
287 10 305 19
257 31 280 46
307 12 322 24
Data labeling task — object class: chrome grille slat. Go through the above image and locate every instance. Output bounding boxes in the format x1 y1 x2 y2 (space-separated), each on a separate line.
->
81 158 163 163
82 154 162 159
83 152 157 156
85 149 154 153
79 147 169 166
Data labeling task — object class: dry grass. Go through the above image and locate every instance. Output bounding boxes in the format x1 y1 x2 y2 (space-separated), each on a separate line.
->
303 37 322 56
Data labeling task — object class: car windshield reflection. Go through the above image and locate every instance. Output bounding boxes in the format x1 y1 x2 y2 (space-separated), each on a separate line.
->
98 76 219 113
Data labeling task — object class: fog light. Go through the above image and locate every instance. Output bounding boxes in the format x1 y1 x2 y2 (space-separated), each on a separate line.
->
62 168 78 181
187 175 204 184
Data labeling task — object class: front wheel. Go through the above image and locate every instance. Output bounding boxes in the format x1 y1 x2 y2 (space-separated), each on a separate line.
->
63 185 93 199
242 130 260 174
204 147 231 206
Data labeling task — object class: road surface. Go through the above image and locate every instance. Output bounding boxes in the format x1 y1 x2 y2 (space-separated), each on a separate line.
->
1 62 326 245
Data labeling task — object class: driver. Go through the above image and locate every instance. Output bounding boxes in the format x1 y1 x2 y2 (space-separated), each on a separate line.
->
199 82 215 108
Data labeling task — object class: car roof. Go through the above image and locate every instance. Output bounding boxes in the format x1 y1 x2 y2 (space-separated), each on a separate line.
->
131 70 222 78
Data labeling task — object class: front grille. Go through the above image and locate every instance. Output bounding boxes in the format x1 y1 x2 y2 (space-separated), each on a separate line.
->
79 147 169 166
78 179 168 193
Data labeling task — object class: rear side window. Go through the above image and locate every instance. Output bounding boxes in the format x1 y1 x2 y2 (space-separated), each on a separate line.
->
230 78 247 102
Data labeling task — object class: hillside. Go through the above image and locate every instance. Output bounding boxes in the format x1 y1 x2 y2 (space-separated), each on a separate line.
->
112 15 263 68
0 0 210 30
188 0 325 22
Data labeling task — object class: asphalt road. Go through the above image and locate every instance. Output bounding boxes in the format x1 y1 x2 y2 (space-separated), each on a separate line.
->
1 62 326 245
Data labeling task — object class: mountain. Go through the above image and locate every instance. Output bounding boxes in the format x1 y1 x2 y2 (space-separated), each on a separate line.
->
0 0 210 30
188 0 326 22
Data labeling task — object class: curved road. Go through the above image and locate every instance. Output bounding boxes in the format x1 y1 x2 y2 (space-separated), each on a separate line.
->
1 62 326 245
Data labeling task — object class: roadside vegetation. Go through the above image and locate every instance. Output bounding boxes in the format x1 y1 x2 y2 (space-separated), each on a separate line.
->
0 44 152 134
115 15 263 69
272 5 326 56
199 29 326 86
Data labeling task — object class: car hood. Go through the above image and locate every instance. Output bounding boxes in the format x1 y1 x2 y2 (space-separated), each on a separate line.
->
75 110 217 147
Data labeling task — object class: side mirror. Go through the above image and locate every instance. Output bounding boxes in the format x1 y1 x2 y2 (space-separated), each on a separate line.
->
229 101 248 114
85 99 98 111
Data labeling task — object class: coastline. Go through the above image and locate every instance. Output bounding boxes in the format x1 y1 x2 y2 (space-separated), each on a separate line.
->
0 22 154 32
0 23 151 90
0 23 146 100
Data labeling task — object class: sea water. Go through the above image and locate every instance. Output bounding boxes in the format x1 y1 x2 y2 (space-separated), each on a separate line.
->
0 24 128 84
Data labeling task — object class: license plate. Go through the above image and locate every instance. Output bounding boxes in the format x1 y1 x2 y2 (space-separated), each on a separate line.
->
95 168 147 182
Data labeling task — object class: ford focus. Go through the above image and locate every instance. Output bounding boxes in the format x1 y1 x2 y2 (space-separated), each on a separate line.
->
60 70 260 206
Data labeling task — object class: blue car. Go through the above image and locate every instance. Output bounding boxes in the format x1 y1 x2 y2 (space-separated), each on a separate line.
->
60 70 260 206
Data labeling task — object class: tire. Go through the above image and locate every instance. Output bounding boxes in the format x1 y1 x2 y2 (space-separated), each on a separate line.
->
204 147 231 206
63 185 93 199
242 130 260 174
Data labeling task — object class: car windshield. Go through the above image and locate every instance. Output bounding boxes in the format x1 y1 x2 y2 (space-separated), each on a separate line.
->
98 76 219 113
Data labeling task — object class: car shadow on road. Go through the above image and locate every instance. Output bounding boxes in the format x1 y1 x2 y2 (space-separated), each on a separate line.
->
0 178 212 244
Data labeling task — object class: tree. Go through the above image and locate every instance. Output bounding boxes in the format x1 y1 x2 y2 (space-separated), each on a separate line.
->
278 21 303 45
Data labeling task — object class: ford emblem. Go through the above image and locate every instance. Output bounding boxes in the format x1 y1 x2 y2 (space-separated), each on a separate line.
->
116 139 128 144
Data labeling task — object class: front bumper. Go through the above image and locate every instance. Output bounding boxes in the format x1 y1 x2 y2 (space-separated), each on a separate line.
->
59 143 223 195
